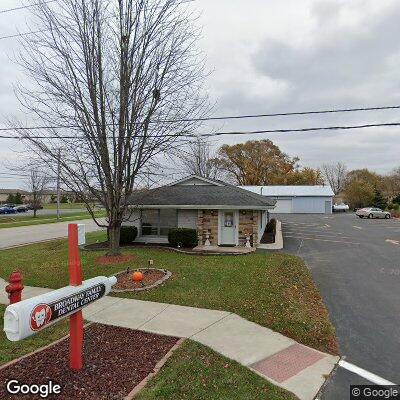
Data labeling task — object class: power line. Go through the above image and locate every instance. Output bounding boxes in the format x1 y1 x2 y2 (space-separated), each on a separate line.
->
1 104 400 131
0 29 46 40
166 105 400 122
1 121 400 140
198 122 400 137
0 172 29 177
0 1 57 15
0 0 196 41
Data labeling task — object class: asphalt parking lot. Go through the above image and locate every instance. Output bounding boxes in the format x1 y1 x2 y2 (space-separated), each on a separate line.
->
280 212 400 399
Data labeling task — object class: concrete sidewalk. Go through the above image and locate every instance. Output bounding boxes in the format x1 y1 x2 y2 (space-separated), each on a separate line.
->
0 279 339 400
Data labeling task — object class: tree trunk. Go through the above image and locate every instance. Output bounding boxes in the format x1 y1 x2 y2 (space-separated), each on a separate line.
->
108 224 121 256
33 209 37 218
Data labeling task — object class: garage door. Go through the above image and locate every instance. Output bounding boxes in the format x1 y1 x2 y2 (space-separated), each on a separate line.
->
271 198 292 213
292 197 330 214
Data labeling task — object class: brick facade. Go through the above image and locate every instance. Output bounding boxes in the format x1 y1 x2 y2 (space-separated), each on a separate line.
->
238 210 260 247
197 209 261 247
197 209 219 246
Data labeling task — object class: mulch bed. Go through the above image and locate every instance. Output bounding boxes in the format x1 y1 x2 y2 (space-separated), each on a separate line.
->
86 241 195 252
0 324 179 400
96 254 136 265
114 269 166 290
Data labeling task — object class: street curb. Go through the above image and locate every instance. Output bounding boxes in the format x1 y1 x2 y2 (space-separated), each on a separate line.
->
314 356 343 400
0 237 67 251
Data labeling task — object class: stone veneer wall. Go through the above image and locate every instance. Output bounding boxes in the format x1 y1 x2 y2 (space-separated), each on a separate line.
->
197 209 219 245
238 210 259 247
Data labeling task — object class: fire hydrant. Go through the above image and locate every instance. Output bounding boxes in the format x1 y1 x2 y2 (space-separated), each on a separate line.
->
5 271 24 304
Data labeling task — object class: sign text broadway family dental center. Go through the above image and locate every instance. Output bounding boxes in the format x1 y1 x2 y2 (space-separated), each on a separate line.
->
51 284 105 319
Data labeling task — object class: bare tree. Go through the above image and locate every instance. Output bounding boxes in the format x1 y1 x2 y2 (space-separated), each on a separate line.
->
176 136 218 178
322 162 348 195
13 0 207 254
26 169 49 218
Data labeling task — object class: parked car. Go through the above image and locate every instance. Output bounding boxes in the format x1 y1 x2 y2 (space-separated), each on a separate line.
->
356 207 391 219
25 204 44 210
15 205 28 213
3 203 16 208
333 203 350 212
0 206 17 214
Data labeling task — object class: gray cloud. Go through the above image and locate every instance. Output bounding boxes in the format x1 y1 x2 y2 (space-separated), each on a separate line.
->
254 1 400 103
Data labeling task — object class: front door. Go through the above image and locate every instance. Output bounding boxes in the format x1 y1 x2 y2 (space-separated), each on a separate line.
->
220 210 237 245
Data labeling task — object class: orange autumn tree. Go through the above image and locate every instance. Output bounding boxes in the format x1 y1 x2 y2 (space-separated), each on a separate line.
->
213 139 322 185
287 167 325 185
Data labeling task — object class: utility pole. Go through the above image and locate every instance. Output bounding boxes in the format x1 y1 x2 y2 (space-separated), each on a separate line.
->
56 149 61 220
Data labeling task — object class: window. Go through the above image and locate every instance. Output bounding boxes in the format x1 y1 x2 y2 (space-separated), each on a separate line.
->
224 212 234 227
141 210 159 235
160 209 178 235
141 209 177 236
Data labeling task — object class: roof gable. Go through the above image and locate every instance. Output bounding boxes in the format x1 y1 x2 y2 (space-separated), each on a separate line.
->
169 175 225 187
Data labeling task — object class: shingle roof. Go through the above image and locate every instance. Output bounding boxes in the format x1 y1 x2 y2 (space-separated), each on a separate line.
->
241 185 335 197
128 183 275 208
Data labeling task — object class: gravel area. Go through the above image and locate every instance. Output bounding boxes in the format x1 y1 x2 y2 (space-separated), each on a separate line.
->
0 324 179 399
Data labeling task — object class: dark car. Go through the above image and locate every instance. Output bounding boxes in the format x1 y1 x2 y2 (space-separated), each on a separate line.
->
25 204 44 210
0 206 17 214
15 205 28 213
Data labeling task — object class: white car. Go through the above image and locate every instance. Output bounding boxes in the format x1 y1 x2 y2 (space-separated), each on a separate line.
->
356 207 391 219
333 203 349 212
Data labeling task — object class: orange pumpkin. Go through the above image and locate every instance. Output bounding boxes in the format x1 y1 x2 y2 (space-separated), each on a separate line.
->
132 271 144 282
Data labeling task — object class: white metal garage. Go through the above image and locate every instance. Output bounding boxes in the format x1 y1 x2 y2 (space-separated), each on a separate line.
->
272 198 293 213
240 185 335 214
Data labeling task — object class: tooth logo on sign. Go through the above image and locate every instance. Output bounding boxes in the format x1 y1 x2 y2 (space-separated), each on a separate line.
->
30 304 52 331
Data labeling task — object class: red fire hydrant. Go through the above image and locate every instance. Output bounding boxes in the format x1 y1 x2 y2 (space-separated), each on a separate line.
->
5 271 24 305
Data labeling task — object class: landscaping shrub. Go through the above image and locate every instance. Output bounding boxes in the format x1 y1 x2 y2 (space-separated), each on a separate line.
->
168 228 198 248
390 209 400 218
393 194 400 205
262 218 277 244
120 226 138 245
266 218 277 234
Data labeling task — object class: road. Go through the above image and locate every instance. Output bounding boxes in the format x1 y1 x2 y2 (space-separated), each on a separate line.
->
0 218 103 249
0 208 86 218
280 212 400 399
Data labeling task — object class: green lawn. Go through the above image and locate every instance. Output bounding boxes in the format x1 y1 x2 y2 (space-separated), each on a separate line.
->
43 203 90 210
0 304 69 366
0 212 105 229
136 340 297 400
0 231 338 354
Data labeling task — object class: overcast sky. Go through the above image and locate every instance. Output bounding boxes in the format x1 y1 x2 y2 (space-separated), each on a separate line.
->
0 0 399 188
